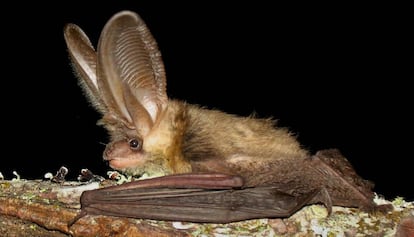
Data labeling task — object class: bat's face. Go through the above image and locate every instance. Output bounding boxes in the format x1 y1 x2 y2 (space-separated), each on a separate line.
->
105 139 170 177
99 103 191 177
99 120 146 173
104 137 145 171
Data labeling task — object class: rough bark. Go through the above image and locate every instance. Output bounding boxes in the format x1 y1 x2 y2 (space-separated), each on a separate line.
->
1 179 413 236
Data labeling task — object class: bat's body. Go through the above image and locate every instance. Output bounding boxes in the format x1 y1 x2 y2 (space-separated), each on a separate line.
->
105 100 307 181
65 10 391 224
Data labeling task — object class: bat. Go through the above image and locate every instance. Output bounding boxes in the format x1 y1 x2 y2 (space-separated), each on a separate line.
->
64 10 392 224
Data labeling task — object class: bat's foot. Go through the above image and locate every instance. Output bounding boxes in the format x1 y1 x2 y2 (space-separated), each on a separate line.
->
307 187 333 215
361 202 394 214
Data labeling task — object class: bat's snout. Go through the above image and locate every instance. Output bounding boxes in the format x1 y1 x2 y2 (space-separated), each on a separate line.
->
103 140 145 170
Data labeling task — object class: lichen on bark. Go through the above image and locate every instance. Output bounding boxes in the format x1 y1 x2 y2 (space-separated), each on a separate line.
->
0 179 413 236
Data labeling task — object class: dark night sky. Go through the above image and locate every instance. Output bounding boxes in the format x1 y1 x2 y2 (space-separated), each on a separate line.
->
2 3 412 201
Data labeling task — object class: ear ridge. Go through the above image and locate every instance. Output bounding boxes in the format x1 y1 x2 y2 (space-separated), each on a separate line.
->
122 84 153 136
97 10 168 135
64 23 107 114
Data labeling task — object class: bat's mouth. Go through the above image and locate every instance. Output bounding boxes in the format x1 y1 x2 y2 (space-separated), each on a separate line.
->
107 157 142 169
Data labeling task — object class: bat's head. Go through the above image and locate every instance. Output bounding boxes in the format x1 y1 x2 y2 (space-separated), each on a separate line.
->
64 11 191 177
98 101 191 177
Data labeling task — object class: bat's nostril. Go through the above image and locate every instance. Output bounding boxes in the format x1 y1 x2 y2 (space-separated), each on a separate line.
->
103 147 113 160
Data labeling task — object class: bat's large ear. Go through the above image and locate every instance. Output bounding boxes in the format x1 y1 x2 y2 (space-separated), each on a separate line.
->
64 23 107 114
97 10 168 137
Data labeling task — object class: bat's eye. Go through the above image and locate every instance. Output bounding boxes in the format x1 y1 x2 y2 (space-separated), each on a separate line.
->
129 138 142 151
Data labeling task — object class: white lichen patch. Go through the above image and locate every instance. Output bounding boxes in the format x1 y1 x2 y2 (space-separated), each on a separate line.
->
170 219 277 237
12 171 21 181
308 208 361 237
392 196 414 211
172 221 196 230
107 170 166 184
43 172 54 180
107 171 134 184
52 181 100 204
373 192 391 206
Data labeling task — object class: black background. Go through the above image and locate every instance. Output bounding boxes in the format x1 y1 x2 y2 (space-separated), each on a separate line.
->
2 2 412 201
